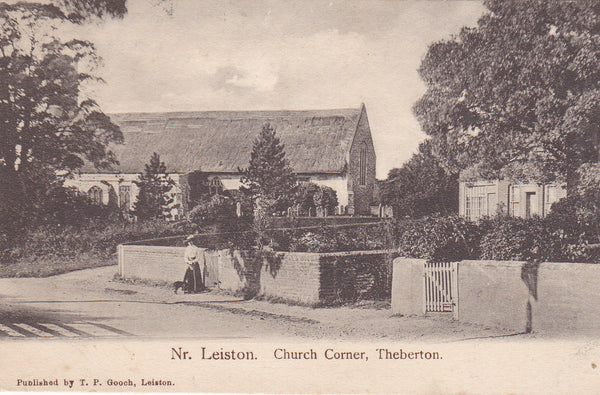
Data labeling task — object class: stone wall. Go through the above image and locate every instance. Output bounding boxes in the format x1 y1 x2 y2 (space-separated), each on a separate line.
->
457 260 530 332
534 262 600 335
392 257 600 334
118 245 392 305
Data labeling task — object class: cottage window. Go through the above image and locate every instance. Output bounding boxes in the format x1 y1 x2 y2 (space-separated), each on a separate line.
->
359 143 367 185
464 184 491 220
510 186 520 216
544 185 562 215
88 186 103 205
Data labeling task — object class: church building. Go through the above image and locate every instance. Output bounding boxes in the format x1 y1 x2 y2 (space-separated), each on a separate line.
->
64 104 376 218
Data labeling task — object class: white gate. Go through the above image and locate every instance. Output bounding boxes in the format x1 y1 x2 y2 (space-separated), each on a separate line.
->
424 261 457 315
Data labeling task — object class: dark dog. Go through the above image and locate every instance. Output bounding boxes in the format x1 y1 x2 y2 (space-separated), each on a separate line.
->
173 281 185 294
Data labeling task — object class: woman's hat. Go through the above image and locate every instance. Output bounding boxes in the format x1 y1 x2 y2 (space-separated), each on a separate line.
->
185 235 195 242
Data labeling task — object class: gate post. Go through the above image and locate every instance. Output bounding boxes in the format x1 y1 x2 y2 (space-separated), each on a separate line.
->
391 258 427 316
452 261 459 320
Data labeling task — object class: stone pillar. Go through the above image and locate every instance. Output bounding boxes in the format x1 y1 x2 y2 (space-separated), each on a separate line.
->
391 258 426 316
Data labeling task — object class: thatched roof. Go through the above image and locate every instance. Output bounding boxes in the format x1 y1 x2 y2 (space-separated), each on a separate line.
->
81 106 366 174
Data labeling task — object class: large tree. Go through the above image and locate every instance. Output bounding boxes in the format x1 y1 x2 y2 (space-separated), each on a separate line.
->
381 140 458 218
240 123 297 215
131 152 174 220
414 0 600 184
0 1 127 248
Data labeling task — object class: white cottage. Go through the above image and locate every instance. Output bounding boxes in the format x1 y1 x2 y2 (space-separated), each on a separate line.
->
459 179 566 221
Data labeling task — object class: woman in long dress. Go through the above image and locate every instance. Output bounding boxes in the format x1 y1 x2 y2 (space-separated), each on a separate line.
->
183 236 204 293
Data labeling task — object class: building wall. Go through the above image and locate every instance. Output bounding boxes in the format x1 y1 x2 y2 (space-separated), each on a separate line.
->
347 105 376 215
76 171 350 217
65 173 184 219
309 175 349 208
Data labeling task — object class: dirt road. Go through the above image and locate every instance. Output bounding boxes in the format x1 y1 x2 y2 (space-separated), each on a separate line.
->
0 265 516 340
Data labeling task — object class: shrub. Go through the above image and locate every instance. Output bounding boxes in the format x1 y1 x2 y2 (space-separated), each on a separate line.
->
7 218 193 264
395 215 481 262
479 216 559 262
546 197 600 262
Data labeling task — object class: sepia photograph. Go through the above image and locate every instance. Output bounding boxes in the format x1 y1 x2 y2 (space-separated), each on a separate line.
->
1 0 600 393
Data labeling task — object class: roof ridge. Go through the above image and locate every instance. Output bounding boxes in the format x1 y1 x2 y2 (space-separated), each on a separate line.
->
108 107 361 119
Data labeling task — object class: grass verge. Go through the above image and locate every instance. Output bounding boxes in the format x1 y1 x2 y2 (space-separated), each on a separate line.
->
0 254 116 278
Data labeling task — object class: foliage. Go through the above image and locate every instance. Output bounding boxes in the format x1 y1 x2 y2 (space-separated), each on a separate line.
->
273 223 389 253
5 217 191 267
131 152 175 220
184 169 210 207
546 197 600 263
0 3 123 175
572 163 600 213
294 182 338 216
240 123 297 215
394 215 482 263
188 194 236 232
224 189 253 218
414 0 600 182
381 139 458 218
479 216 558 262
0 2 126 253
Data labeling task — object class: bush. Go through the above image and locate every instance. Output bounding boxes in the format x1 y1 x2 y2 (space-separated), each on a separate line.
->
545 196 600 262
479 216 559 262
395 215 481 262
7 218 194 264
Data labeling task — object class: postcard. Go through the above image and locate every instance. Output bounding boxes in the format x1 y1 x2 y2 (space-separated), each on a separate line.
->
2 0 600 393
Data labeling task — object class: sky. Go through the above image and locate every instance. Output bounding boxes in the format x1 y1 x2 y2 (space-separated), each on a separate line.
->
73 0 486 178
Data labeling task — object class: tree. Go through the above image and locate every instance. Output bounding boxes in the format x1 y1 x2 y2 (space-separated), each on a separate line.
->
0 2 126 251
381 140 458 218
240 123 297 215
414 0 600 184
131 153 174 220
184 169 211 207
0 3 124 178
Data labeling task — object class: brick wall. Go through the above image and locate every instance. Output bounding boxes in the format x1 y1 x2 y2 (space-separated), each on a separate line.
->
392 257 600 334
260 252 322 304
119 245 392 305
118 245 185 283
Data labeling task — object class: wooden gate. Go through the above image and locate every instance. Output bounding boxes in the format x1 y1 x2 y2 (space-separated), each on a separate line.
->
424 261 457 315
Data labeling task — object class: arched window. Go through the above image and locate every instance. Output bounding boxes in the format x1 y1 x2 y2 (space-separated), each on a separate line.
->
209 176 224 195
88 186 103 205
119 185 131 210
359 143 368 185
